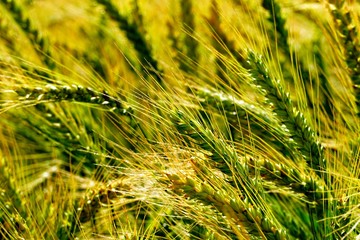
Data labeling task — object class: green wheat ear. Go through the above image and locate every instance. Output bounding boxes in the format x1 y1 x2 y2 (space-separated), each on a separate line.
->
171 110 290 239
179 0 199 74
195 88 298 159
247 51 327 180
0 164 29 239
96 0 163 86
330 3 360 116
247 50 336 238
261 0 319 116
262 0 289 54
0 0 55 69
14 84 132 115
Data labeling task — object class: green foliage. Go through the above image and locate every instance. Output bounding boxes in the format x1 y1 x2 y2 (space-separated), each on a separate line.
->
0 0 359 239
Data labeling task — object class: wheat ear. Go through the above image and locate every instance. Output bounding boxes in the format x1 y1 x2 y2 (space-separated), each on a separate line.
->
247 51 327 181
262 0 289 54
262 0 335 121
0 0 55 69
178 0 199 74
95 0 163 86
14 84 132 115
196 88 298 159
330 3 360 116
168 172 289 240
0 163 28 238
171 110 289 239
247 51 335 238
